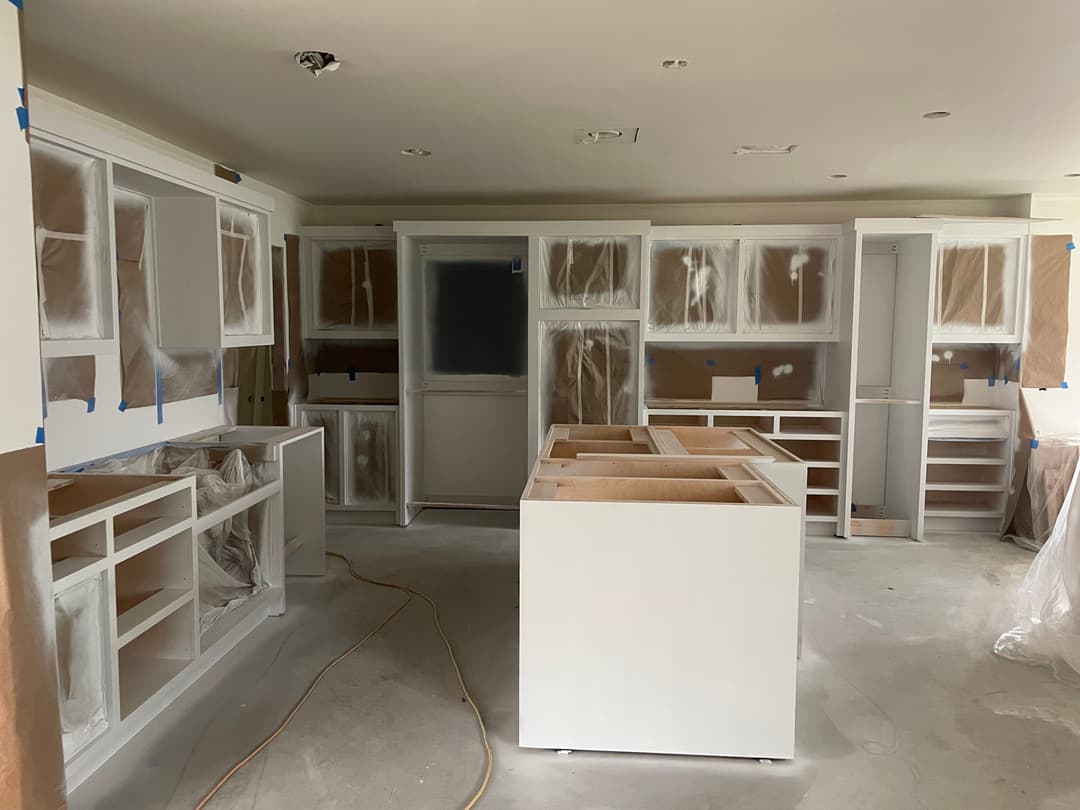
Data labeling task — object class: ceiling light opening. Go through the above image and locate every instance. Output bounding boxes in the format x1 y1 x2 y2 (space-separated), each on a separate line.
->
829 173 848 179
1066 172 1080 178
573 128 639 145
731 144 798 156
922 110 951 119
294 51 341 77
662 58 688 70
401 147 432 157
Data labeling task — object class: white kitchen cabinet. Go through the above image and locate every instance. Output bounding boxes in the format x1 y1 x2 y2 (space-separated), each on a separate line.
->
297 401 399 513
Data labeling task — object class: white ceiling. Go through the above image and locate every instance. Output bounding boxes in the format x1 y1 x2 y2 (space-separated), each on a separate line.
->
22 0 1080 205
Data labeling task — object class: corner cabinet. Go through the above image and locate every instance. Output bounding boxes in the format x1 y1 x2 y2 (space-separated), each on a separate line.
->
933 223 1028 343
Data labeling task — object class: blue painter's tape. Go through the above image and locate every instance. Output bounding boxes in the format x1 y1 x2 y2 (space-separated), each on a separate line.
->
234 172 242 184
1004 377 1009 385
287 357 293 371
706 358 716 367
1015 358 1021 370
9 1 23 11
646 357 656 366
511 256 522 273
155 367 164 424
76 467 85 473
35 426 44 444
217 355 224 404
754 365 762 385
959 362 969 370
86 396 96 414
16 105 28 130
348 367 356 381
1067 242 1076 251
17 87 24 104
118 400 129 412
117 310 122 322
851 503 856 513
1063 381 1070 389
1031 438 1040 449
988 375 996 387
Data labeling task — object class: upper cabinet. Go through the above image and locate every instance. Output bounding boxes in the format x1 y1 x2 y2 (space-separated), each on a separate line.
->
220 202 271 340
540 236 641 310
300 228 397 339
649 240 738 333
933 230 1026 342
30 139 115 356
741 239 836 335
646 229 840 340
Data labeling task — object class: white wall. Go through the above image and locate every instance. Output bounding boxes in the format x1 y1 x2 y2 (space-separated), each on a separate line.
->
34 91 311 469
0 12 45 455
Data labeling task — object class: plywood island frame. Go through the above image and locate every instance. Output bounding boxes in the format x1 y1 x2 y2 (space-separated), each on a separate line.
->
519 425 805 759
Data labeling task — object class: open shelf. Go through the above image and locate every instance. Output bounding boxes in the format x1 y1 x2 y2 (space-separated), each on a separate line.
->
194 478 281 533
114 530 194 647
118 605 195 720
117 589 193 648
923 482 1005 492
113 488 193 554
926 456 1007 466
51 521 107 586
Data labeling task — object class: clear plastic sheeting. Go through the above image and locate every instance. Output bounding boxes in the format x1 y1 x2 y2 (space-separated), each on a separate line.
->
646 343 825 403
649 240 737 333
1008 439 1080 552
54 575 109 761
30 139 107 340
345 410 396 507
199 500 268 633
159 349 220 403
299 409 342 504
742 240 835 334
85 445 274 516
995 460 1080 684
311 241 397 332
220 203 266 336
541 237 640 309
542 321 637 434
935 239 1020 334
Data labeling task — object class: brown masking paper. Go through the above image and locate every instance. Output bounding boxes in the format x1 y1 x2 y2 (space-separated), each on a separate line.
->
543 322 636 428
646 344 824 403
315 245 397 331
114 192 156 408
649 242 736 332
1022 235 1072 388
0 445 67 808
285 235 309 403
543 238 637 309
270 245 286 393
44 356 95 403
929 344 1020 403
937 244 1007 330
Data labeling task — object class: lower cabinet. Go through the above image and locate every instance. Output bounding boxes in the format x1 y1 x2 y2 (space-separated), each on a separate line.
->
298 402 399 513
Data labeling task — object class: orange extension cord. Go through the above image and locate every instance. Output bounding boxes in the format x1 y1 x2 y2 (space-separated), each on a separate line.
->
193 551 493 810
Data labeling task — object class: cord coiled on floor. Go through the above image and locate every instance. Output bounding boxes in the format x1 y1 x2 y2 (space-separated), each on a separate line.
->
194 551 492 809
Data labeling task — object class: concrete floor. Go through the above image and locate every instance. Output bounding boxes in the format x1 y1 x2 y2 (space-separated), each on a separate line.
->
72 511 1080 810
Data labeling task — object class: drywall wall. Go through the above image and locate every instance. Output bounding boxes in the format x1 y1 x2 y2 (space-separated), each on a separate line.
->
306 198 1029 227
33 91 310 470
1 19 46 455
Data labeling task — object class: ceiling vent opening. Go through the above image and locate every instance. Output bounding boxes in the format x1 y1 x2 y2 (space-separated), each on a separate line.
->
294 51 341 77
731 144 798 156
574 128 640 145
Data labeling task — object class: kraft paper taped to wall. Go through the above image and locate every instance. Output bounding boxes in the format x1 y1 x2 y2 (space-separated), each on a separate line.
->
1021 235 1072 388
44 355 95 404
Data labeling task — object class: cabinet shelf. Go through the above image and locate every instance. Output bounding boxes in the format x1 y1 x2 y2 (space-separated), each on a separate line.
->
117 588 193 647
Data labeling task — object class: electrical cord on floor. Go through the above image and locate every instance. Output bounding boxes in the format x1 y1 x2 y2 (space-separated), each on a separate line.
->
193 551 493 810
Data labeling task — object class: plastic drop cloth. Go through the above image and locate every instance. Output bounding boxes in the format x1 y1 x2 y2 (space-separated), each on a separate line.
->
742 240 834 333
30 139 107 340
199 499 268 633
935 239 1018 335
541 321 637 434
541 237 639 309
1007 439 1080 552
300 408 342 504
649 240 737 332
220 203 265 336
995 459 1080 684
54 575 109 761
